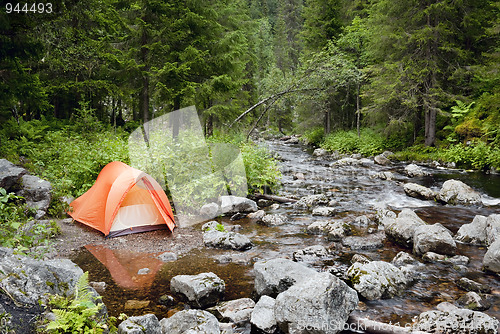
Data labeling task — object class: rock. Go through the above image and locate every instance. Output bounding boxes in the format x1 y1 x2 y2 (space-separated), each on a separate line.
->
456 215 488 245
391 251 418 267
404 164 429 177
483 238 500 273
220 322 235 334
373 171 395 180
448 255 470 266
124 300 151 311
353 215 372 225
383 208 426 247
260 214 288 226
17 174 52 218
403 183 437 200
0 247 83 305
251 296 277 334
422 252 447 262
247 210 265 220
285 136 300 144
209 298 255 324
374 154 391 166
253 258 317 297
312 206 336 216
230 212 246 221
341 233 385 250
331 157 361 167
437 179 482 206
414 308 499 334
89 281 106 294
158 252 178 262
351 254 371 264
313 148 328 157
160 310 220 334
159 295 176 306
170 272 225 308
382 151 394 157
292 172 305 180
347 261 408 300
274 272 358 334
292 194 329 210
306 221 346 241
0 159 27 191
485 214 500 245
457 292 491 311
457 278 491 294
258 199 272 207
118 314 161 334
293 245 330 262
351 153 362 159
220 196 258 215
202 221 220 231
137 268 150 275
413 223 457 256
421 252 469 266
200 203 220 218
203 229 252 251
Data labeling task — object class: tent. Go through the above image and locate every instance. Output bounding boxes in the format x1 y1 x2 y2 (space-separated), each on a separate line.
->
68 161 175 237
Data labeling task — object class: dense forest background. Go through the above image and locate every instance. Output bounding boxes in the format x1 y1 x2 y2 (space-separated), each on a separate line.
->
1 0 499 192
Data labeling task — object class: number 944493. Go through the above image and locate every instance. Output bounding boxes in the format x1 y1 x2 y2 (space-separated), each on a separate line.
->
5 3 53 14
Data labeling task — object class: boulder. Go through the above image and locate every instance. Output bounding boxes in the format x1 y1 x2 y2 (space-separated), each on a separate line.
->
485 214 500 245
341 233 385 250
293 245 331 262
306 221 345 238
118 314 161 334
331 158 362 167
292 194 329 210
383 209 426 247
413 223 457 256
403 183 437 200
437 179 482 206
220 196 258 215
292 172 305 180
483 238 500 273
250 296 277 334
312 206 336 217
170 272 225 308
0 247 83 305
203 230 253 251
209 298 255 324
313 148 328 157
17 174 52 219
260 214 288 227
414 308 499 334
374 154 391 166
457 278 491 294
158 252 178 262
351 254 371 264
200 203 220 218
457 292 491 311
346 261 408 300
455 215 488 245
124 300 151 311
160 310 221 334
391 251 418 267
253 258 317 297
0 159 27 191
247 210 265 220
404 164 429 177
274 272 358 334
373 171 395 181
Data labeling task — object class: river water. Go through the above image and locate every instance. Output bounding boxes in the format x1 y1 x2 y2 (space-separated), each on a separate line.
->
72 139 500 331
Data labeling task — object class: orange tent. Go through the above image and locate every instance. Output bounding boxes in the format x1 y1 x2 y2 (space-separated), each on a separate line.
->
68 161 175 237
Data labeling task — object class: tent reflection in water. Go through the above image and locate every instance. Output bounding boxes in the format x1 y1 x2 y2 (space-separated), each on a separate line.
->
68 161 175 238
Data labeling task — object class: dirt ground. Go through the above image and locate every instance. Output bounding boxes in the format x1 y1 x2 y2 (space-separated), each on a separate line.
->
48 218 205 259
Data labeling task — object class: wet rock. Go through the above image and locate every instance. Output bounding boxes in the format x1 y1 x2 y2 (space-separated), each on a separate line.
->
421 252 469 265
374 154 391 166
202 221 221 231
209 298 255 324
137 268 150 275
313 148 328 157
351 153 362 159
270 203 280 210
18 174 52 219
220 196 258 215
251 296 277 334
220 323 235 334
292 172 305 180
403 183 437 200
293 245 330 262
159 294 176 306
89 281 106 294
203 230 253 251
253 258 317 297
0 247 83 305
260 214 288 226
391 251 418 267
331 157 361 167
341 233 385 250
457 277 491 294
230 212 246 221
413 223 457 256
347 261 408 300
170 272 225 308
351 254 371 264
306 220 342 236
437 179 482 206
353 215 372 225
247 210 265 220
448 255 470 266
312 206 336 216
0 159 27 191
124 300 151 311
373 171 395 180
383 208 426 247
118 314 161 334
158 252 178 262
292 194 329 210
414 308 499 334
483 238 500 273
257 199 273 207
457 292 491 311
485 214 500 245
456 215 488 245
160 310 220 334
404 164 429 177
284 136 300 144
274 272 358 334
200 203 220 218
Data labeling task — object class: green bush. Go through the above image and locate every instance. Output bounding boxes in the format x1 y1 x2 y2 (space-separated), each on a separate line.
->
302 127 324 146
321 129 385 156
240 141 282 194
442 141 500 170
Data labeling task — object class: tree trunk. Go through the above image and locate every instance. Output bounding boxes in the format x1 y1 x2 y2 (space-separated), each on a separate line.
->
172 96 181 139
140 75 149 123
356 83 361 138
424 107 436 146
324 110 331 134
206 114 213 137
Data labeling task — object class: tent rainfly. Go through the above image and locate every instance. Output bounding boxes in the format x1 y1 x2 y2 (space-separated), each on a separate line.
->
68 161 175 237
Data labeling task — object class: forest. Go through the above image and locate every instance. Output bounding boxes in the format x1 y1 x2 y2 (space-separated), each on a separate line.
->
1 0 499 201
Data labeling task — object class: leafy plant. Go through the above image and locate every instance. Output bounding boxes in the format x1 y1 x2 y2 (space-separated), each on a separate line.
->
321 129 385 156
215 223 226 232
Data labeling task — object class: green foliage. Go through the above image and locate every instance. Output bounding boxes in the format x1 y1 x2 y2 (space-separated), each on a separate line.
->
41 272 108 334
239 142 282 194
442 141 500 170
302 127 325 146
321 129 385 156
215 223 227 232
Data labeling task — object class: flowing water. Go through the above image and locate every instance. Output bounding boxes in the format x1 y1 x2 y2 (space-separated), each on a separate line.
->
72 139 500 331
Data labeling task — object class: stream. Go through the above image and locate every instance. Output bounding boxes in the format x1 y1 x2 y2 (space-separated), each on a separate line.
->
72 139 500 331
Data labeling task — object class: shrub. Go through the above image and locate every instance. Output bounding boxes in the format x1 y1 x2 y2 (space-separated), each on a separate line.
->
321 129 385 156
239 142 282 194
302 127 324 146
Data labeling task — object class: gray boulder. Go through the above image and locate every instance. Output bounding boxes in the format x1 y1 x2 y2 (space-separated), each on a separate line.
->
403 183 437 200
373 171 395 180
341 233 385 250
374 154 391 166
160 310 221 334
200 203 220 218
456 215 488 245
391 251 418 267
209 298 255 325
247 210 265 220
383 209 426 247
346 261 408 300
483 238 500 273
260 214 288 226
312 206 336 217
414 308 499 334
250 296 277 334
437 179 482 206
413 223 457 256
118 314 161 334
292 194 329 210
0 247 83 305
17 174 52 219
274 272 358 334
404 164 429 177
306 221 345 240
313 148 328 157
485 214 500 245
293 245 331 262
457 292 491 311
203 230 253 251
422 252 469 266
170 272 225 308
331 157 361 167
158 252 178 262
220 196 258 215
457 278 491 294
253 258 317 297
0 159 27 191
